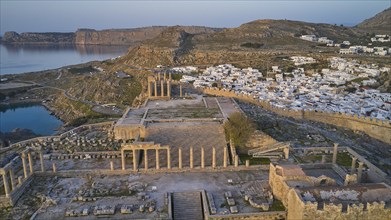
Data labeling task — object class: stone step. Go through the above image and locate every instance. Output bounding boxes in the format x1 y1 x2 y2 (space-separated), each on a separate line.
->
172 192 203 220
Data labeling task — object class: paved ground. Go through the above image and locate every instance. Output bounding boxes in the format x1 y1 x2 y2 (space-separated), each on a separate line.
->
145 122 227 168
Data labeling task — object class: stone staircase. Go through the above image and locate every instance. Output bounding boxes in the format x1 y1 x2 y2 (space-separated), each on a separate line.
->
172 192 204 220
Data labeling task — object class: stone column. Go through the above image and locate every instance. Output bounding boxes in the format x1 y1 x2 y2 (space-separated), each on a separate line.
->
156 149 160 170
201 147 205 168
133 150 138 171
18 176 23 185
154 81 158 97
167 148 171 169
158 73 161 81
148 81 151 97
9 169 15 190
178 148 182 169
234 155 239 167
39 151 45 172
212 147 216 168
283 147 289 159
169 72 172 81
351 157 357 174
332 143 339 164
164 72 167 80
28 152 34 175
144 150 148 170
189 147 194 169
179 84 183 97
245 160 250 167
223 147 227 168
160 80 164 97
22 153 28 178
321 155 327 164
167 80 171 97
2 173 10 198
121 150 126 170
52 162 57 173
110 160 114 171
357 162 364 183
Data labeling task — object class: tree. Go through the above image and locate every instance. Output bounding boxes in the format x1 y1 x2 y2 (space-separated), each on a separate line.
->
224 112 256 147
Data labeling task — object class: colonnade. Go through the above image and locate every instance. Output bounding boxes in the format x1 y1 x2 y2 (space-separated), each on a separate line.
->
119 144 234 171
1 148 45 198
332 143 365 183
148 73 172 98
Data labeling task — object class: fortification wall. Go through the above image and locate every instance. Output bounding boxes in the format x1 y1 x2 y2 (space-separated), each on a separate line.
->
299 201 391 220
204 88 391 144
284 171 391 220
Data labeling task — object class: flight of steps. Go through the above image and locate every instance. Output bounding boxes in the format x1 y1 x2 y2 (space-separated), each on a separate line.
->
172 192 204 220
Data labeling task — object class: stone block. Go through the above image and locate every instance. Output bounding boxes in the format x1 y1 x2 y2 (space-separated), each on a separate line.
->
120 205 133 214
230 206 238 214
139 204 145 212
93 205 115 216
81 208 89 216
225 191 233 198
227 198 236 206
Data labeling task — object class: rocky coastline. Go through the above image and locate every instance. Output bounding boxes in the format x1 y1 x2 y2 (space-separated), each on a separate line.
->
0 26 222 45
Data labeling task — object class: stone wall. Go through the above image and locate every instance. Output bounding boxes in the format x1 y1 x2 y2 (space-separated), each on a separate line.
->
268 163 292 207
204 88 391 144
293 198 391 220
269 163 391 220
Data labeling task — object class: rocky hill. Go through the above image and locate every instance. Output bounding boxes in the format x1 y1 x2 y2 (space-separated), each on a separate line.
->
1 31 75 44
356 7 391 34
121 19 365 68
1 26 222 45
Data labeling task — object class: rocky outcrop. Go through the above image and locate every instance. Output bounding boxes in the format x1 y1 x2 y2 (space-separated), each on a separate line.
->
74 27 166 45
1 26 221 45
1 31 75 44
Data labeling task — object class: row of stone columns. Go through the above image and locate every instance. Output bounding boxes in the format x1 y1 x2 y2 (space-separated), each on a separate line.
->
332 143 365 183
121 149 139 171
351 157 365 183
148 80 171 98
119 147 236 171
1 150 46 198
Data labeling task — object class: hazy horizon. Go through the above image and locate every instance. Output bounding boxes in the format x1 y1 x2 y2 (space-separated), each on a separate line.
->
1 1 390 35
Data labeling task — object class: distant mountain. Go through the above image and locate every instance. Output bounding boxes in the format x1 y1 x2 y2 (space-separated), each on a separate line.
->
0 26 222 45
356 7 391 34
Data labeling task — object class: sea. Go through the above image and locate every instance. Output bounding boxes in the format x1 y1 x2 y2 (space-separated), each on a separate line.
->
0 43 129 135
0 44 128 75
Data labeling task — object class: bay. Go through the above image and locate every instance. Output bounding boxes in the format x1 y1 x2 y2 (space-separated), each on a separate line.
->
0 103 63 136
0 44 129 75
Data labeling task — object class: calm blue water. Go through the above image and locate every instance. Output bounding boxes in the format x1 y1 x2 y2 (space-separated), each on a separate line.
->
0 44 129 75
0 103 63 135
0 44 128 135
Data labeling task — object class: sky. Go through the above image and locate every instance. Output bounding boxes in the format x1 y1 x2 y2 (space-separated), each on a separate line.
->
1 0 390 35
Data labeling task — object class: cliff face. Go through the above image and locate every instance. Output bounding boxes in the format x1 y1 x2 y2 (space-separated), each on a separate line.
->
74 27 166 45
74 26 220 45
1 31 75 44
1 26 222 45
